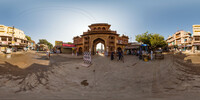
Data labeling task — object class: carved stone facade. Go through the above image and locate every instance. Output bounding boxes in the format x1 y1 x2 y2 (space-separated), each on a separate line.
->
73 23 129 55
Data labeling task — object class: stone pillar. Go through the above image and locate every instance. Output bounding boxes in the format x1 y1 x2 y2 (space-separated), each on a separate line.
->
6 37 8 41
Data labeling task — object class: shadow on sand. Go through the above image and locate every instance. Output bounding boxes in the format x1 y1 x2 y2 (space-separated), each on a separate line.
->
0 54 81 93
172 52 200 75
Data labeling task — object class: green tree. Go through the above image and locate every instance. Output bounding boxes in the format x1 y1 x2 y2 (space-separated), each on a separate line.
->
64 42 73 44
135 31 152 46
38 39 53 49
150 34 167 49
135 32 167 49
26 35 31 41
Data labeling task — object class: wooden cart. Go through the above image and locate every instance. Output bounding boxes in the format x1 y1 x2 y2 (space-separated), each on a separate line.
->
155 51 164 59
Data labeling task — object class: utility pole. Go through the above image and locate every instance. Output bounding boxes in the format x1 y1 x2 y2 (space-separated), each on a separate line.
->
101 43 103 53
12 26 15 52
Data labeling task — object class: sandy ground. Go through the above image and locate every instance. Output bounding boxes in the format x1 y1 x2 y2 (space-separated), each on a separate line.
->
0 51 200 100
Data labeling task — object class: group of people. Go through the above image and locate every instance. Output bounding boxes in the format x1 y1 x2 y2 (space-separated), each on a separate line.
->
110 50 124 61
137 49 154 60
116 48 154 61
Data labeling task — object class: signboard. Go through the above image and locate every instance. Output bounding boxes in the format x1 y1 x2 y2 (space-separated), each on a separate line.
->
12 41 15 44
2 41 8 45
55 41 63 47
62 43 76 47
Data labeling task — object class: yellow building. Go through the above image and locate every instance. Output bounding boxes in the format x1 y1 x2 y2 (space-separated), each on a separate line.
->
192 25 200 53
0 25 28 52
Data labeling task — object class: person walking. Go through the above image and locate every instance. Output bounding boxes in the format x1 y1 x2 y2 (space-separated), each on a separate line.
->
118 50 122 61
151 50 153 60
46 50 50 59
111 52 114 60
121 50 124 63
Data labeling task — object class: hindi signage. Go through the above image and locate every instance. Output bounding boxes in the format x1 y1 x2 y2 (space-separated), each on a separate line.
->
55 41 63 47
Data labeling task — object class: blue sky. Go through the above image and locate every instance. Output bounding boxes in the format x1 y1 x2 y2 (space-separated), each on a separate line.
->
0 0 200 46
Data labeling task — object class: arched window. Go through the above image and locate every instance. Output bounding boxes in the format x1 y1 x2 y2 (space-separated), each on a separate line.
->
94 27 96 30
98 27 101 30
102 27 106 30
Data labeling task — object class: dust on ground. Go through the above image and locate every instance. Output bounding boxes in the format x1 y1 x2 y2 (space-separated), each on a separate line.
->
0 51 200 100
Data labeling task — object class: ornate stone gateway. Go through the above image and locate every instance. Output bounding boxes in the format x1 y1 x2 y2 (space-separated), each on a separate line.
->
73 23 129 55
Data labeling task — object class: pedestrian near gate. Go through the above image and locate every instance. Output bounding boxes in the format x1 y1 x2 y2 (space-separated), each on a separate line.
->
83 52 92 64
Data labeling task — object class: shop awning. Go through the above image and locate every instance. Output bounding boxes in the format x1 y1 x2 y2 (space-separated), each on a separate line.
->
141 44 148 46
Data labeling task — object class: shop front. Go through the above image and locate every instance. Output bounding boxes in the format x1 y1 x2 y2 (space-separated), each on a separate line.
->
62 43 76 54
192 43 200 53
124 42 141 55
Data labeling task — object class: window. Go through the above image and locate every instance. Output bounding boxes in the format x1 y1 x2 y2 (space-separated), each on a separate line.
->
102 27 106 30
195 37 200 41
184 39 187 42
197 46 200 50
98 27 101 30
2 37 6 41
8 38 12 41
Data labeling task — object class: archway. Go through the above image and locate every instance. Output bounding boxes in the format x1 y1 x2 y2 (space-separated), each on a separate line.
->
117 47 122 52
92 38 106 55
96 43 105 54
78 47 83 55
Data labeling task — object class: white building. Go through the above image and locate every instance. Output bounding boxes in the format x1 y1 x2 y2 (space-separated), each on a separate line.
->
167 30 192 51
192 25 200 53
0 25 28 52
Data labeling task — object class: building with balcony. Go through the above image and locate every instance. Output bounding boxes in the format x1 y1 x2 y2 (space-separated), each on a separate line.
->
166 30 192 51
0 25 29 52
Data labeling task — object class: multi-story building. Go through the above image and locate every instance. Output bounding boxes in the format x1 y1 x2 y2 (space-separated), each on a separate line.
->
192 25 200 53
0 25 28 52
167 30 192 51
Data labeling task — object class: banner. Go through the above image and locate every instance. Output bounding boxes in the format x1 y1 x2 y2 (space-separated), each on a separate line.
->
2 41 8 45
62 43 76 47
